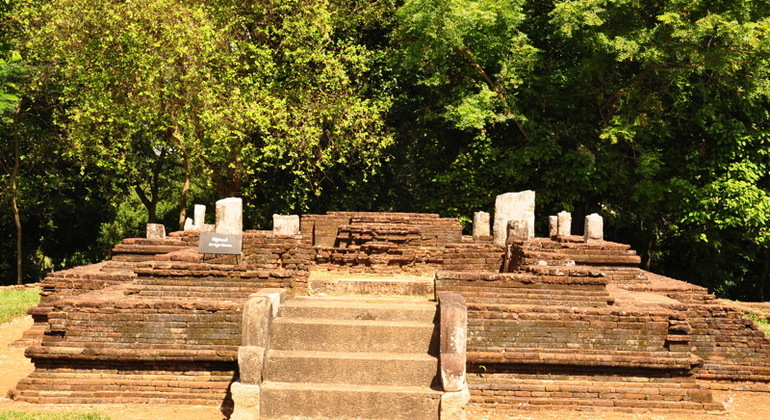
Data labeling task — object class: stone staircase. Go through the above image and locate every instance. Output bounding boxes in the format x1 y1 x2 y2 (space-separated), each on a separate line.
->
233 274 467 420
260 296 442 419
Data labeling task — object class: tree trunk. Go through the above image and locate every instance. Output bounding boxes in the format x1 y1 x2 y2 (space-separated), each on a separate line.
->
134 148 167 224
178 153 191 230
11 133 22 285
760 249 770 302
134 185 157 223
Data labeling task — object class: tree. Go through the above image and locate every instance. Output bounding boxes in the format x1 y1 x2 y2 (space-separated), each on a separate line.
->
15 0 394 229
389 0 770 298
0 50 23 284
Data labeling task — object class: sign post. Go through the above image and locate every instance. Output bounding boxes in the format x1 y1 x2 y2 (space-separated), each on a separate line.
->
198 232 243 255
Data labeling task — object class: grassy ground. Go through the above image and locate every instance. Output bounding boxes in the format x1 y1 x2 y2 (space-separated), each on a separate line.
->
0 289 40 325
744 312 770 337
0 413 109 420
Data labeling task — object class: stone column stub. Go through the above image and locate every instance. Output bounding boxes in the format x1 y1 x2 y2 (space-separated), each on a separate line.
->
548 215 558 239
473 211 491 237
146 223 166 239
585 213 604 243
216 197 243 235
193 204 206 228
507 219 529 243
557 211 572 237
493 190 535 245
273 214 300 236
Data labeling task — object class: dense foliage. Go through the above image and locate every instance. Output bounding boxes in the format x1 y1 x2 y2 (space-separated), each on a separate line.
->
1 0 768 300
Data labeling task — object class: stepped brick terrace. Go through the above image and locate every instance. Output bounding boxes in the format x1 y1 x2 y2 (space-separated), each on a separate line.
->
10 193 770 419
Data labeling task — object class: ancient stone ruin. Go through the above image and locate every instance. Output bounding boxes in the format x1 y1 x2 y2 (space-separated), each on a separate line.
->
10 192 770 418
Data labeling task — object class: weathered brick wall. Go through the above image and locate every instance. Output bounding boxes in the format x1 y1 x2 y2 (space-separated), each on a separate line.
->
508 238 642 275
469 373 721 412
466 304 675 355
300 211 507 273
111 236 192 262
241 230 314 270
442 243 504 272
28 286 242 360
684 304 770 382
436 271 612 308
12 361 235 406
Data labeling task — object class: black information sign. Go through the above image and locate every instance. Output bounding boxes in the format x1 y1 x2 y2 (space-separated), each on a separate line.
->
198 232 243 255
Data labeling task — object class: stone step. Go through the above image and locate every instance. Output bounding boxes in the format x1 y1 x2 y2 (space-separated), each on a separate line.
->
278 296 437 322
270 317 438 354
260 381 441 420
265 350 439 387
307 276 434 297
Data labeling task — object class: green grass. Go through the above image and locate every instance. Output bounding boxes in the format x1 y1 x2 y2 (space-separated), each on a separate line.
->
0 288 40 324
0 413 110 420
744 312 770 337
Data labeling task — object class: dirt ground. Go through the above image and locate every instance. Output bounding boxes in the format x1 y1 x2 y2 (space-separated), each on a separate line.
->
1 316 769 420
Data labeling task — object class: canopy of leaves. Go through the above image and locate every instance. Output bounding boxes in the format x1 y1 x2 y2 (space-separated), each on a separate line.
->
1 0 770 300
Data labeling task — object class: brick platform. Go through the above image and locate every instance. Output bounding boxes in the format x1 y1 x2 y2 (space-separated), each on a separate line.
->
12 211 770 415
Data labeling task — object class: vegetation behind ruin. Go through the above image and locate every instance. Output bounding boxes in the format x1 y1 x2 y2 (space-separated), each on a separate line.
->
1 0 769 300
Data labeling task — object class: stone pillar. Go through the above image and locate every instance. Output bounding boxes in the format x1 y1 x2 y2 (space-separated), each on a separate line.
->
506 220 529 243
183 217 194 231
584 213 604 243
473 211 490 237
493 191 535 245
557 211 571 237
230 382 261 420
146 223 166 239
215 197 243 235
273 214 300 236
437 292 466 392
194 204 206 228
438 291 470 420
548 215 558 239
231 289 287 420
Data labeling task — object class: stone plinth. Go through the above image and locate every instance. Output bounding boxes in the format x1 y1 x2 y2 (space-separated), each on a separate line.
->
273 214 300 236
585 213 604 243
506 220 529 243
146 223 166 239
194 204 206 228
230 381 261 420
557 211 571 237
473 212 490 237
216 197 243 235
549 215 558 239
493 191 535 245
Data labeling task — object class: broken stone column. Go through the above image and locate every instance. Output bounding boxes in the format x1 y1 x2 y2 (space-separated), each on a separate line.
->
231 288 288 420
557 211 572 237
438 292 470 420
506 219 529 243
473 211 490 237
493 191 535 245
183 217 194 231
273 214 300 236
194 204 206 228
230 382 261 420
584 213 604 243
549 215 558 239
438 292 466 392
215 197 243 235
146 223 166 239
